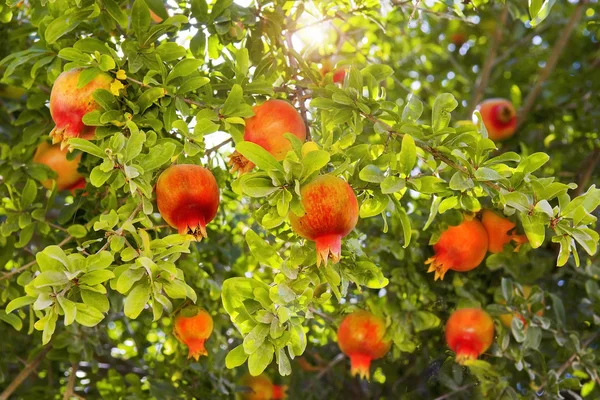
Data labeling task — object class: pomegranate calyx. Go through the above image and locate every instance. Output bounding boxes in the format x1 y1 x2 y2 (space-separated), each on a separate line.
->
228 150 255 174
425 256 450 281
315 234 343 267
349 353 373 380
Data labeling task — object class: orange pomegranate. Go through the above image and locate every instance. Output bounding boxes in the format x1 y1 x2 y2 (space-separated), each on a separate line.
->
289 175 358 266
33 141 85 191
337 310 391 379
445 308 494 365
481 209 528 253
239 375 287 400
425 218 488 280
477 98 517 141
320 60 346 84
499 286 544 328
229 99 306 174
156 164 220 240
49 69 113 148
173 307 213 360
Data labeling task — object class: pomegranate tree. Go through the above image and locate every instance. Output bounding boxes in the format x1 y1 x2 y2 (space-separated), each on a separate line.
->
289 175 358 266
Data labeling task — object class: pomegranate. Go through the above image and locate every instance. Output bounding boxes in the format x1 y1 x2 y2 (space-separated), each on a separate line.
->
156 164 220 240
173 307 213 360
229 99 306 174
288 175 358 266
320 60 346 84
337 310 391 379
239 375 287 400
499 285 544 328
425 217 488 280
481 209 528 253
49 69 113 147
477 98 517 142
445 308 494 365
33 141 85 191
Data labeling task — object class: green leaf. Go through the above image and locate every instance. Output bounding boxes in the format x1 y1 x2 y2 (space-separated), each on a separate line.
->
360 193 390 218
33 271 69 287
81 289 110 313
138 87 166 113
0 311 22 331
361 64 394 82
399 134 417 176
20 179 37 209
57 296 76 326
521 213 545 248
530 0 557 27
78 270 115 286
125 130 146 162
248 342 274 376
402 94 424 122
221 84 254 117
124 282 150 319
132 0 151 40
236 142 284 172
69 138 106 158
397 206 412 248
359 164 384 183
225 344 248 369
245 230 283 269
5 296 36 314
67 224 87 238
45 9 93 44
167 59 204 83
432 93 458 132
75 303 105 327
243 323 270 354
104 0 129 27
517 152 550 174
381 176 405 194
301 150 330 178
474 167 503 181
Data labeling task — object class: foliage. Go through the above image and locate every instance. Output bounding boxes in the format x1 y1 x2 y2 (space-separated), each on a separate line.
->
0 0 599 399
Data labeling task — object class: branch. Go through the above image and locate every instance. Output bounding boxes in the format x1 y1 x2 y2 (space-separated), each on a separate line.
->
362 112 503 192
0 345 52 400
205 137 233 156
63 362 78 400
0 235 73 282
516 0 587 129
574 148 600 196
537 330 600 393
433 383 476 400
468 4 509 114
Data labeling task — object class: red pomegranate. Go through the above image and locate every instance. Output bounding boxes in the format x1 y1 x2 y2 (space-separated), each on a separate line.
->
156 164 220 240
445 308 494 365
289 175 359 266
173 307 213 360
481 209 528 253
425 217 488 280
477 98 517 142
49 68 113 148
229 99 306 174
337 310 391 379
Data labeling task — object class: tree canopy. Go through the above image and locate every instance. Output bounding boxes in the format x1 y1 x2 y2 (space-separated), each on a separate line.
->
0 0 599 399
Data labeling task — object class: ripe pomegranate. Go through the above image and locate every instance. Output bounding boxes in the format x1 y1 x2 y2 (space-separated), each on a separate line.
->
320 59 346 84
229 99 306 174
499 286 544 328
337 310 391 379
239 375 287 400
156 164 220 240
481 209 528 253
33 141 85 191
49 69 113 147
445 308 494 365
289 175 358 266
173 307 213 360
477 98 517 141
425 218 488 280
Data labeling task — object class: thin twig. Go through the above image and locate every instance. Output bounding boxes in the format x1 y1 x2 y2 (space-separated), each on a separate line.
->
574 148 599 196
0 235 73 282
362 112 503 192
536 330 600 393
0 345 52 400
516 0 588 129
96 202 143 254
205 137 233 156
63 362 78 400
469 4 509 114
409 0 422 24
433 383 476 400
